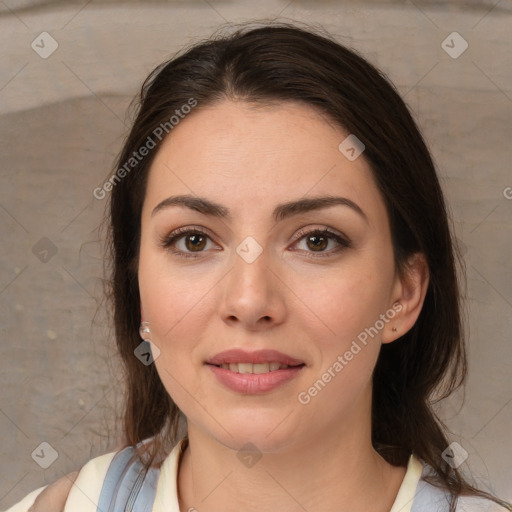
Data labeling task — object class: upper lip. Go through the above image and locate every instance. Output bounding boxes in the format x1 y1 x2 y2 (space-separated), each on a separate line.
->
206 349 305 366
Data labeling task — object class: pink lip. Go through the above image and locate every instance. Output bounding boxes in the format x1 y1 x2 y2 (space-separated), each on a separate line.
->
205 349 305 366
207 365 305 394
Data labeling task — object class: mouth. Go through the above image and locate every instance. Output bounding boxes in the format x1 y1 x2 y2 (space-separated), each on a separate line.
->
205 355 306 394
205 348 306 374
206 362 306 374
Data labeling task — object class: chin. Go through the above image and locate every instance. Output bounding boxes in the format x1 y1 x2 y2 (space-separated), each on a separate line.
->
211 419 300 453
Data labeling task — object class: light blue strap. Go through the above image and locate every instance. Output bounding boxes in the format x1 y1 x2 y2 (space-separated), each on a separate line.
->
97 446 161 512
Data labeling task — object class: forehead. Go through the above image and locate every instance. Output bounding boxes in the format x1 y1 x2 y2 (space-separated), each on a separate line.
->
144 100 386 225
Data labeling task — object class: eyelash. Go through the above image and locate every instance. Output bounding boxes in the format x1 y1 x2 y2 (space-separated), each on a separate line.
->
160 226 351 260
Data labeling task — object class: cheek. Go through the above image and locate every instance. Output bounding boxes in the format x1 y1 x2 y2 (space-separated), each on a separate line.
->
138 244 214 335
138 253 213 410
289 254 393 406
137 249 212 387
293 258 391 345
293 272 386 418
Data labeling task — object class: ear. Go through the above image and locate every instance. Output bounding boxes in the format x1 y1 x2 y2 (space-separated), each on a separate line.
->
382 252 429 344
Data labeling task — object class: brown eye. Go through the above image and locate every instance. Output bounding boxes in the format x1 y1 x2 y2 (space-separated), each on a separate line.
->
184 233 207 251
292 228 351 258
160 227 216 258
305 233 329 252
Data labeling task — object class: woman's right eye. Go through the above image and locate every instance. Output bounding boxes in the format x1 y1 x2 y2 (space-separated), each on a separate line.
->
160 227 217 259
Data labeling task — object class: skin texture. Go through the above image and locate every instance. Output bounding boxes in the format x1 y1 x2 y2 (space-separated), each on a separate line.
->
138 99 429 512
27 471 79 512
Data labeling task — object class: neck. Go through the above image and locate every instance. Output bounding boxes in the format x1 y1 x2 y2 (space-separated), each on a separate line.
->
177 414 406 512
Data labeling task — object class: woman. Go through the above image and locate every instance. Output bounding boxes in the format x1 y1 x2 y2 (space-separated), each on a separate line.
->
7 21 511 512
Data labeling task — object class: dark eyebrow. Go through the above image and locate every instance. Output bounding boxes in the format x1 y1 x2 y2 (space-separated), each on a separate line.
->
151 194 368 224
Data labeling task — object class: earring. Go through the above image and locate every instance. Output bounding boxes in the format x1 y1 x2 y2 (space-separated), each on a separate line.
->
137 321 161 363
139 321 152 342
392 326 398 332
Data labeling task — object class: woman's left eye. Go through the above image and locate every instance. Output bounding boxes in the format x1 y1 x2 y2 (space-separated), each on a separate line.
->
160 227 351 259
291 228 351 258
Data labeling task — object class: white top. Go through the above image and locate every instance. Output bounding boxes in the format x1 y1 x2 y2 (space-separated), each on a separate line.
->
3 438 505 512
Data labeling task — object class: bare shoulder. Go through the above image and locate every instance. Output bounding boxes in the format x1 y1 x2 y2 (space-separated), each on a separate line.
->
27 471 80 512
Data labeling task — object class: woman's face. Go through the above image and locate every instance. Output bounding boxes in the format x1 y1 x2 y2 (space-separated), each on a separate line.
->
138 99 404 452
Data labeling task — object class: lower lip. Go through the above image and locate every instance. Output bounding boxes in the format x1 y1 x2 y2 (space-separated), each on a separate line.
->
206 364 305 394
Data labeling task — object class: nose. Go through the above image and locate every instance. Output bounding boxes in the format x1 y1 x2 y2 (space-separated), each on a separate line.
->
218 242 287 331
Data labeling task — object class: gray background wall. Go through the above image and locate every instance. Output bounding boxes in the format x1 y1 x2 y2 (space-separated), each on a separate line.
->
0 0 511 509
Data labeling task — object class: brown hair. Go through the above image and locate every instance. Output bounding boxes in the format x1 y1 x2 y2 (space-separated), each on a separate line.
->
104 20 511 510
